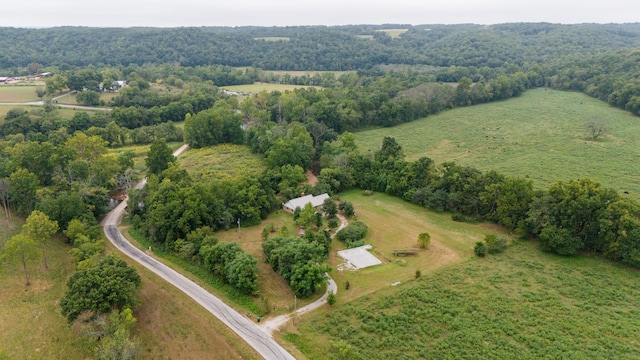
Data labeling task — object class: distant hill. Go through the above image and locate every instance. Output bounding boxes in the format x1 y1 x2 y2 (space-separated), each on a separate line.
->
1 23 640 70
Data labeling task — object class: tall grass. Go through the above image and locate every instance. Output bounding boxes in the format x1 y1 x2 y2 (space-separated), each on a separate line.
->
355 88 640 198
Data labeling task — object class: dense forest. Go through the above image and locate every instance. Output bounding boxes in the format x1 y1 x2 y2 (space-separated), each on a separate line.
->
2 24 640 70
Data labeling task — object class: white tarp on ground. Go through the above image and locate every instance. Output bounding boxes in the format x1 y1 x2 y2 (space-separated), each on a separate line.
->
337 244 382 270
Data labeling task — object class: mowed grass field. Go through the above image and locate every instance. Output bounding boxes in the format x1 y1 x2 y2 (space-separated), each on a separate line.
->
327 190 510 304
0 85 41 102
289 240 640 359
179 144 265 182
222 83 321 93
355 88 640 197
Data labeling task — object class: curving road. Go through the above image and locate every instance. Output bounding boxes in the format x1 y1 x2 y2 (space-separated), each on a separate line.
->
101 144 295 360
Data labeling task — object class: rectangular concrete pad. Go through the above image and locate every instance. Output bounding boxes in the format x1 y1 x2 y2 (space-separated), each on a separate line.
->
337 245 382 270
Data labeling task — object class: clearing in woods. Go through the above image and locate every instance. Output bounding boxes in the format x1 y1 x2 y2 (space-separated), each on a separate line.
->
355 88 640 198
325 190 509 304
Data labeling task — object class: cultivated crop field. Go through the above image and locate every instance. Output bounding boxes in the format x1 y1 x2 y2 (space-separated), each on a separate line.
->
0 85 41 102
179 144 265 182
289 240 640 359
328 190 509 303
355 88 640 198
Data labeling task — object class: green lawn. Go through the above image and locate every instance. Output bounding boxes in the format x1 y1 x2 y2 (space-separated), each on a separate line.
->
355 88 640 198
290 237 640 359
0 85 41 102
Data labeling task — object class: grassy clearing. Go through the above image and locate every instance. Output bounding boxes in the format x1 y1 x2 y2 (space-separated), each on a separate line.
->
0 216 91 359
328 190 509 303
290 240 640 359
222 83 321 93
0 85 41 102
179 144 265 182
254 37 290 42
356 35 375 40
375 29 408 38
104 241 260 360
355 88 640 198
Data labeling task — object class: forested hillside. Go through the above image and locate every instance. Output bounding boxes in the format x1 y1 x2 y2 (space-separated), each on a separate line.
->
1 23 640 70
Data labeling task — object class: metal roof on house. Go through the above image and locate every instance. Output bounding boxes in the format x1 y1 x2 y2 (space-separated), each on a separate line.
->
283 193 330 211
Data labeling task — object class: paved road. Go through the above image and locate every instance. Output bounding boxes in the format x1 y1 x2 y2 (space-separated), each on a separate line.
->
101 144 296 360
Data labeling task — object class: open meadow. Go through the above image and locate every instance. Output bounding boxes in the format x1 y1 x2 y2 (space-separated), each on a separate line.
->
287 239 640 359
178 144 265 182
0 85 41 102
355 88 640 198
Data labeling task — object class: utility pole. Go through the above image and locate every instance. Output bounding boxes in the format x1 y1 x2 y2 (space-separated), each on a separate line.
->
293 294 297 324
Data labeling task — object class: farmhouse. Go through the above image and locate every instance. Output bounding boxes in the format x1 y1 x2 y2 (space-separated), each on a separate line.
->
282 193 330 213
0 77 8 83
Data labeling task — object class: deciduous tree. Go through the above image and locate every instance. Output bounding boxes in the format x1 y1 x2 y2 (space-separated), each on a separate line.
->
22 210 59 269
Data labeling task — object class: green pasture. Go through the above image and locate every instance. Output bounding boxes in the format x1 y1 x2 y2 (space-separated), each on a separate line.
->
178 144 265 182
222 83 321 93
0 85 41 102
356 35 375 40
355 88 640 198
291 240 640 359
375 29 408 38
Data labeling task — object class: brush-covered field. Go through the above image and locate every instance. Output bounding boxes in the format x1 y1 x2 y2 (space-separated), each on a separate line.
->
355 88 640 198
288 232 640 359
178 144 265 182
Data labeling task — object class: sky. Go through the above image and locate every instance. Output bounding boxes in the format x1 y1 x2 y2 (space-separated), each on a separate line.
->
1 0 639 28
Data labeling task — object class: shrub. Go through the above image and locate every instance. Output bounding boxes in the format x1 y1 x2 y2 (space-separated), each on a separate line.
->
474 241 488 257
336 221 368 248
327 290 336 305
485 234 508 254
339 201 355 217
415 269 421 279
418 232 431 249
328 218 339 228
